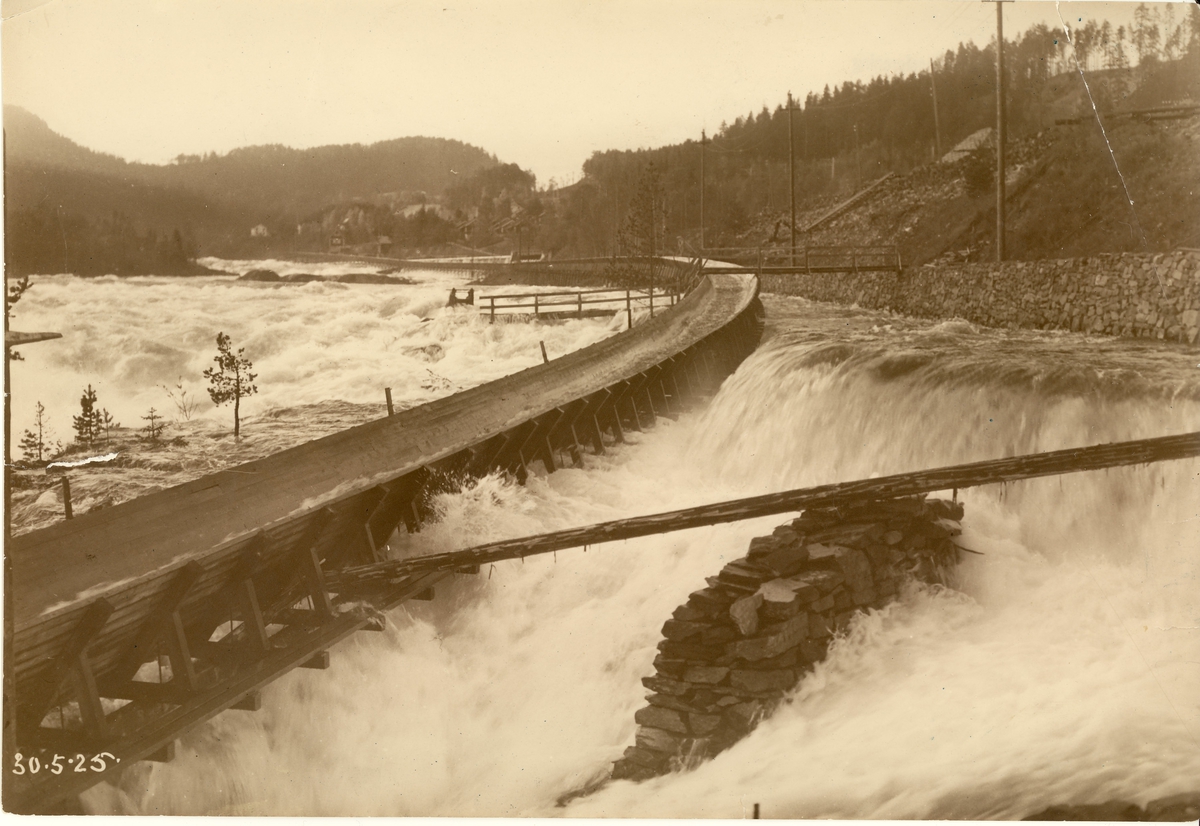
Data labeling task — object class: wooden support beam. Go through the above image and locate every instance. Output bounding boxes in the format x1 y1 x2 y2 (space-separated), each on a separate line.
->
110 562 204 687
231 690 263 711
467 434 509 477
517 409 564 475
24 599 114 735
146 740 176 763
367 468 430 541
163 608 200 692
228 539 271 657
98 680 193 705
577 390 610 454
661 359 685 413
298 514 336 620
333 431 1200 587
491 421 538 478
631 372 657 426
546 401 588 467
70 653 108 741
607 379 640 433
271 608 328 628
235 577 270 656
300 651 330 670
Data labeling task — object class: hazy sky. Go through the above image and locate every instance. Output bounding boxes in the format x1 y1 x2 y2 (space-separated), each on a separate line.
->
1 0 1169 185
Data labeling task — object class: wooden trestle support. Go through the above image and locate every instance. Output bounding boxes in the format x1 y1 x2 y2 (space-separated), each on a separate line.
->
4 273 765 812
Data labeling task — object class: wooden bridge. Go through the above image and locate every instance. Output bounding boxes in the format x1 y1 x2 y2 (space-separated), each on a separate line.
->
3 268 762 813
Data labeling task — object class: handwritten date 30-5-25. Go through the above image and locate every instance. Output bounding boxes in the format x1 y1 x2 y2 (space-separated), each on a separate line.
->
12 752 119 775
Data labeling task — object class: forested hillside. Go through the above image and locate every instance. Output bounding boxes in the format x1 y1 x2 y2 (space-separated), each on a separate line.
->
552 4 1200 260
3 106 498 274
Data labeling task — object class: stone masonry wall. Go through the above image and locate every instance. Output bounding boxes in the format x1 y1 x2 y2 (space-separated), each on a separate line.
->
611 496 964 782
761 250 1200 343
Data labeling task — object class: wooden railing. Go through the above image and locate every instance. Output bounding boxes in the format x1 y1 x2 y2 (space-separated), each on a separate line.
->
479 287 680 325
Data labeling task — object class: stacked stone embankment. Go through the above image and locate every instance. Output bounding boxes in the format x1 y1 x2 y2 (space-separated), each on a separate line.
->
612 496 964 781
761 249 1200 343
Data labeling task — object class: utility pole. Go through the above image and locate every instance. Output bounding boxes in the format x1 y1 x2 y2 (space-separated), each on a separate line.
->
853 123 862 189
788 92 797 261
930 58 943 159
992 0 1008 261
699 129 708 251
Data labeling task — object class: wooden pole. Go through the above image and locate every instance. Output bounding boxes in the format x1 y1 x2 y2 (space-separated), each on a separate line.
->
331 431 1200 588
700 129 707 252
854 123 862 189
930 58 943 159
788 92 797 264
62 476 73 520
540 341 549 364
385 388 394 417
994 0 1007 262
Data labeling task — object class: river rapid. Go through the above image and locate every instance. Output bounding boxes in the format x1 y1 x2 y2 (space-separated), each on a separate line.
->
7 264 1199 817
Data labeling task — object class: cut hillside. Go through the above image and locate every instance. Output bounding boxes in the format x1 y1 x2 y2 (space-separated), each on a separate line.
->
728 55 1200 265
731 111 1198 265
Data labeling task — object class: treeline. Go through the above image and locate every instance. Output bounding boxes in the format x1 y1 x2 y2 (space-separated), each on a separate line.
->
535 6 1200 255
5 204 202 276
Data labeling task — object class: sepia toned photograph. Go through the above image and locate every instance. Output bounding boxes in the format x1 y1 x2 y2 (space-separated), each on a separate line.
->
2 0 1199 817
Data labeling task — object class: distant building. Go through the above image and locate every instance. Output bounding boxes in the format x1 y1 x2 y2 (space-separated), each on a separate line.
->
250 224 270 238
941 128 994 164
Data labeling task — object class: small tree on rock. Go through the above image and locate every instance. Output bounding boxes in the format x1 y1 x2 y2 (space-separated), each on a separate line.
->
72 384 105 447
101 409 119 444
141 407 167 443
19 401 61 465
204 332 258 438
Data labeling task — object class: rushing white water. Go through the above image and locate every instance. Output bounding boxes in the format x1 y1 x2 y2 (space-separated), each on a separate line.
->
7 266 630 529
10 272 1198 817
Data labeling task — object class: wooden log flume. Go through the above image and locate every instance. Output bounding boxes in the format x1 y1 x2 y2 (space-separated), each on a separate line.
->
331 430 1200 591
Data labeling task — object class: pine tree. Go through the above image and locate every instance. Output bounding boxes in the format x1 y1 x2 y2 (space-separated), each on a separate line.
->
101 409 119 443
18 400 59 464
203 332 259 438
141 407 166 443
72 384 105 447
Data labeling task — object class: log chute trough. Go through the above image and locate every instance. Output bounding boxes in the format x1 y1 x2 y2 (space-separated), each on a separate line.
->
5 271 763 811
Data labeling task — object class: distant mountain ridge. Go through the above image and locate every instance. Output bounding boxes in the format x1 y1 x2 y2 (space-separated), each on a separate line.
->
3 105 501 274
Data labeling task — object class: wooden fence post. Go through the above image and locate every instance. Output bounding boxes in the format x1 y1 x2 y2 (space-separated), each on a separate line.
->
626 291 633 328
489 296 496 323
62 476 73 520
540 341 549 363
385 388 394 416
